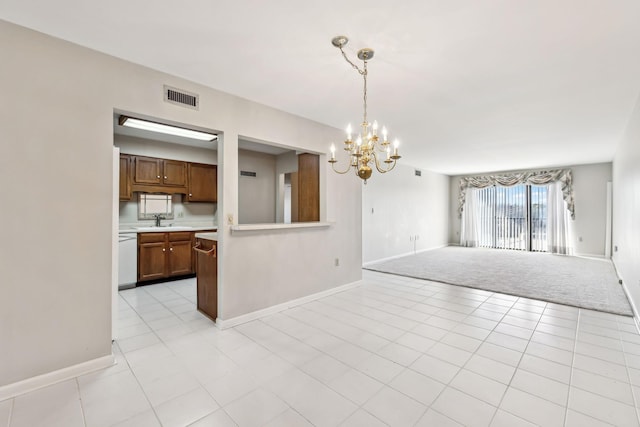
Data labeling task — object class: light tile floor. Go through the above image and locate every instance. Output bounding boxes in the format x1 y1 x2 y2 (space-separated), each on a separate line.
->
2 270 640 426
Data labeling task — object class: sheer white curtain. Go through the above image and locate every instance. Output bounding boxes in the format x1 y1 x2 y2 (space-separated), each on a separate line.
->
460 188 479 247
547 181 574 255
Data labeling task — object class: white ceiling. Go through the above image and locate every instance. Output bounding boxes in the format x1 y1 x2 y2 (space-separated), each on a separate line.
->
3 1 640 175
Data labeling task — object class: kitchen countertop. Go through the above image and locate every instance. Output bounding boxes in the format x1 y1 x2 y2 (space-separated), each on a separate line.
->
194 232 217 241
119 225 217 234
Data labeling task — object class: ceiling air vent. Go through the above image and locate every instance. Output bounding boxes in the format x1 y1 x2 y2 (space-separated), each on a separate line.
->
415 169 422 177
164 85 199 110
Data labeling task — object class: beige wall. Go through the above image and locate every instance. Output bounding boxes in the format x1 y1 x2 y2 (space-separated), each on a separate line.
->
612 94 640 315
0 20 361 387
362 164 450 263
449 162 612 257
115 134 218 164
238 149 277 224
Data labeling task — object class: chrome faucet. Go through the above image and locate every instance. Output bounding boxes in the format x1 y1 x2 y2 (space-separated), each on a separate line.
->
153 214 165 227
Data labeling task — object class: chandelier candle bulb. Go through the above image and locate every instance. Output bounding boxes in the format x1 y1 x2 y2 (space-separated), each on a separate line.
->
330 144 336 161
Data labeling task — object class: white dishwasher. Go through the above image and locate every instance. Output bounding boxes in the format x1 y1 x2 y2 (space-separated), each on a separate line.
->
118 231 137 289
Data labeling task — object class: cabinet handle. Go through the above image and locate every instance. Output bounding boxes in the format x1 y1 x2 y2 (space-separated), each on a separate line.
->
193 242 216 257
170 247 173 251
164 176 168 179
162 248 165 252
189 193 192 197
157 175 160 179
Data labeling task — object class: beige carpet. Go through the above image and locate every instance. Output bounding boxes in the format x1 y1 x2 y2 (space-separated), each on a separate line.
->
365 246 633 316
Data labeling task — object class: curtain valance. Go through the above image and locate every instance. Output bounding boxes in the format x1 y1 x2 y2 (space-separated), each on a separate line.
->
458 169 574 219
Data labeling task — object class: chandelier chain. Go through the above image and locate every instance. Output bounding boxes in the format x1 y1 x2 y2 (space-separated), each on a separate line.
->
338 46 365 75
339 46 368 124
363 62 368 125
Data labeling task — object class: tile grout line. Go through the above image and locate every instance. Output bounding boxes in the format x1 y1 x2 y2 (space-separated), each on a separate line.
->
566 309 638 425
120 280 223 426
244 280 438 424
562 308 581 426
73 378 88 427
118 287 167 426
479 295 530 427
113 272 640 427
6 399 14 427
619 313 640 426
362 274 510 424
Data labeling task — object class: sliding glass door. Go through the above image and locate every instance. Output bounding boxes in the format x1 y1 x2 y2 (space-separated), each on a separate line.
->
529 185 547 251
475 184 548 251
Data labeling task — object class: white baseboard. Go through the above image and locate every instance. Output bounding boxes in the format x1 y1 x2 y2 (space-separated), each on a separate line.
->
362 244 449 267
0 354 115 401
216 280 363 330
574 252 608 259
612 258 640 333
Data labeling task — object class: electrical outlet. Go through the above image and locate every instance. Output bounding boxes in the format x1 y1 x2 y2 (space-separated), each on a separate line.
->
177 211 184 218
335 258 340 267
578 236 583 242
226 214 234 225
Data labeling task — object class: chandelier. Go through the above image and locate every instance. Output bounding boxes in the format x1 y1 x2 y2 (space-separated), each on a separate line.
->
328 35 401 183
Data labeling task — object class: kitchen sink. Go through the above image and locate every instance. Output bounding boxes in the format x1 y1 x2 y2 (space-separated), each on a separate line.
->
134 226 194 232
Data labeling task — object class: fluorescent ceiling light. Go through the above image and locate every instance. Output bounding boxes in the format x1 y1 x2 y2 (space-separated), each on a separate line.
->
119 116 217 141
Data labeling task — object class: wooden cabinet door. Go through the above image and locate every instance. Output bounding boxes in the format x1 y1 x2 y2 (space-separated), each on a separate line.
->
195 238 217 321
187 163 217 202
133 156 162 185
297 153 320 222
163 160 187 187
138 242 167 281
119 154 132 201
168 240 192 276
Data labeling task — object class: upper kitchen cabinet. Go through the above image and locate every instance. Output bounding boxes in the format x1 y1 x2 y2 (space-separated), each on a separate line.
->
162 159 188 187
119 154 132 201
133 156 162 185
131 155 188 194
187 163 217 202
121 153 216 201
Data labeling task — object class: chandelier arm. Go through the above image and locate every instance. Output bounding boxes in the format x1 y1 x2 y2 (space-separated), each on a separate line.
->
372 153 393 173
330 161 353 175
384 160 398 173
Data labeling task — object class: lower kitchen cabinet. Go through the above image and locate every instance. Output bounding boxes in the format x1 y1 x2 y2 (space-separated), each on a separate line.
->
138 233 167 281
168 234 193 276
138 232 194 282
